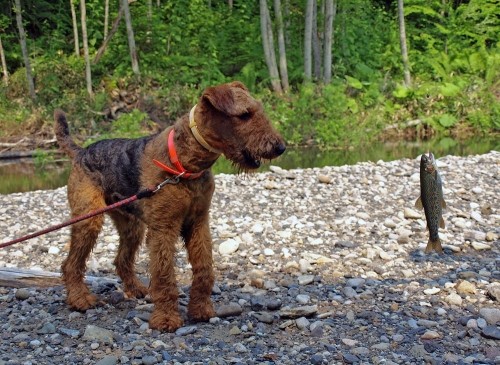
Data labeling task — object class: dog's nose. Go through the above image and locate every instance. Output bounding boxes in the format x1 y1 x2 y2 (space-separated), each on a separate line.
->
275 143 286 156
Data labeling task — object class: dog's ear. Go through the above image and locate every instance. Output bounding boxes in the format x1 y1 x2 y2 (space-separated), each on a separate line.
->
202 82 249 116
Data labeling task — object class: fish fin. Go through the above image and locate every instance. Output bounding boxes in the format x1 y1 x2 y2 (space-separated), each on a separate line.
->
425 238 443 254
441 198 447 209
415 197 423 210
439 217 445 229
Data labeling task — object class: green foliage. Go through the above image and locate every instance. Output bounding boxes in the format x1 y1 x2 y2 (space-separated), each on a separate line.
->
111 109 150 138
0 0 498 148
33 150 56 171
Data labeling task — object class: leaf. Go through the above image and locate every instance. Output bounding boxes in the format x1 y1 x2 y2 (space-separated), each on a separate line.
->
393 84 410 99
346 76 363 90
438 114 457 128
440 82 461 97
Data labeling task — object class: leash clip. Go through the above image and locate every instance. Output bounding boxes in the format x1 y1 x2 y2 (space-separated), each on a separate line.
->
153 172 185 193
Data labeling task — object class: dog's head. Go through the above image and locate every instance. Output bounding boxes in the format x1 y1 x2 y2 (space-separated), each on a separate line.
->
197 81 286 171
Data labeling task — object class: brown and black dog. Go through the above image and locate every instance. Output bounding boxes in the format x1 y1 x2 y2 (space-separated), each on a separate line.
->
54 81 285 331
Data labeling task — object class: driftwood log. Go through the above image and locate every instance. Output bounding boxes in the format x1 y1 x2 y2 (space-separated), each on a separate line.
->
0 267 118 288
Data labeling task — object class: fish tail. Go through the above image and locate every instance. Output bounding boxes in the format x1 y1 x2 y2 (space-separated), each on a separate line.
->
425 238 443 253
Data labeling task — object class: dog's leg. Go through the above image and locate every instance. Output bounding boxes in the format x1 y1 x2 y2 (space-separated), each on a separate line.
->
62 173 105 311
109 211 148 299
147 228 184 332
183 218 216 322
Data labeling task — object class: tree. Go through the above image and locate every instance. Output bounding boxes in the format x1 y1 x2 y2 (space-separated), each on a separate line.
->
104 0 110 39
304 0 314 81
0 35 7 85
323 0 336 83
70 0 79 57
94 6 125 64
122 0 140 76
14 0 35 101
80 0 93 98
273 0 289 91
397 0 411 87
312 0 321 80
260 0 282 93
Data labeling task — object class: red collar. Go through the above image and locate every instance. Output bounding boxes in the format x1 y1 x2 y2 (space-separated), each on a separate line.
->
152 129 205 179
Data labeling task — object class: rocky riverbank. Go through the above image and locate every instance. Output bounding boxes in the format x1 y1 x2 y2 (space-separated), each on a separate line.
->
0 151 499 365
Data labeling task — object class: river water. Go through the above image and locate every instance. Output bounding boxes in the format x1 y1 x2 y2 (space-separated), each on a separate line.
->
0 136 497 195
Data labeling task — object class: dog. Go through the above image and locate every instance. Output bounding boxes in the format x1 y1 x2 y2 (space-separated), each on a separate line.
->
54 81 286 331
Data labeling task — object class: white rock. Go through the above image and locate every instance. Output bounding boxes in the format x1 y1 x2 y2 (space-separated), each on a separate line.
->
445 293 463 306
48 246 60 255
404 207 421 219
471 242 491 251
424 287 441 295
263 248 274 256
252 223 264 234
218 239 239 255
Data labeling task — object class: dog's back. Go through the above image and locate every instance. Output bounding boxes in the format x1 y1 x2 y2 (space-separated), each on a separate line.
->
54 109 153 201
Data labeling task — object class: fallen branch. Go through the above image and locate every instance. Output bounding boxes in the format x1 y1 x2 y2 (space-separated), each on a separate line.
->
0 267 119 288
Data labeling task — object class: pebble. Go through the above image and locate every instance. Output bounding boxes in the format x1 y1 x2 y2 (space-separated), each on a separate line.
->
445 293 463 306
83 325 114 344
471 241 491 250
487 283 500 302
481 326 500 340
479 307 500 325
424 287 440 295
404 207 421 219
218 239 239 255
175 326 197 336
216 303 243 318
95 356 118 365
456 280 476 294
295 317 310 330
297 275 314 285
15 288 30 300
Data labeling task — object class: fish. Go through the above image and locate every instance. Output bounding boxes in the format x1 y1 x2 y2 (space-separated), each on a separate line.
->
415 152 446 253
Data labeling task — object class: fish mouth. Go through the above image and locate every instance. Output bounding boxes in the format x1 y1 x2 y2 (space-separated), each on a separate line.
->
425 152 436 173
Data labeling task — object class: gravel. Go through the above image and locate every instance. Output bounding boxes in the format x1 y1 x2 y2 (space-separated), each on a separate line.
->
0 151 499 364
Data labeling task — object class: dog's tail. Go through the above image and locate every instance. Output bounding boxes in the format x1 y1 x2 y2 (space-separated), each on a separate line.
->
54 109 81 159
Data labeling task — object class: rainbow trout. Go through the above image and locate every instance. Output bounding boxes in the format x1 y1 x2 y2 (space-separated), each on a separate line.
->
415 152 446 253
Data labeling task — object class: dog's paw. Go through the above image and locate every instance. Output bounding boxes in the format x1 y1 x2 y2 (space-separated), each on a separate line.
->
67 292 98 311
149 310 184 332
124 282 149 299
188 301 216 322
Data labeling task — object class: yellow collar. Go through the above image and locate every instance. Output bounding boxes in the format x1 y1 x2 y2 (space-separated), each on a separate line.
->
189 105 222 154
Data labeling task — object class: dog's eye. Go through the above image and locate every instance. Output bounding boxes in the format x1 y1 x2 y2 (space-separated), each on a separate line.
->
239 112 251 121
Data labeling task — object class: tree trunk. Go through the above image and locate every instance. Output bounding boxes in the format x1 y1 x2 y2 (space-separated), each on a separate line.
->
122 0 140 76
304 0 313 81
273 0 289 91
259 0 282 93
14 0 36 101
70 0 80 57
94 6 125 64
104 0 109 39
397 0 411 87
323 0 336 83
147 0 152 22
284 0 290 48
312 0 321 80
80 0 93 98
228 0 233 10
0 36 8 85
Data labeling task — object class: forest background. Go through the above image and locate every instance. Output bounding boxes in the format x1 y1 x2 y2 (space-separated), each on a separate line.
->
0 0 498 148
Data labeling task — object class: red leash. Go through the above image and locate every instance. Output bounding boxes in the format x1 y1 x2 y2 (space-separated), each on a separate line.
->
0 174 183 249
